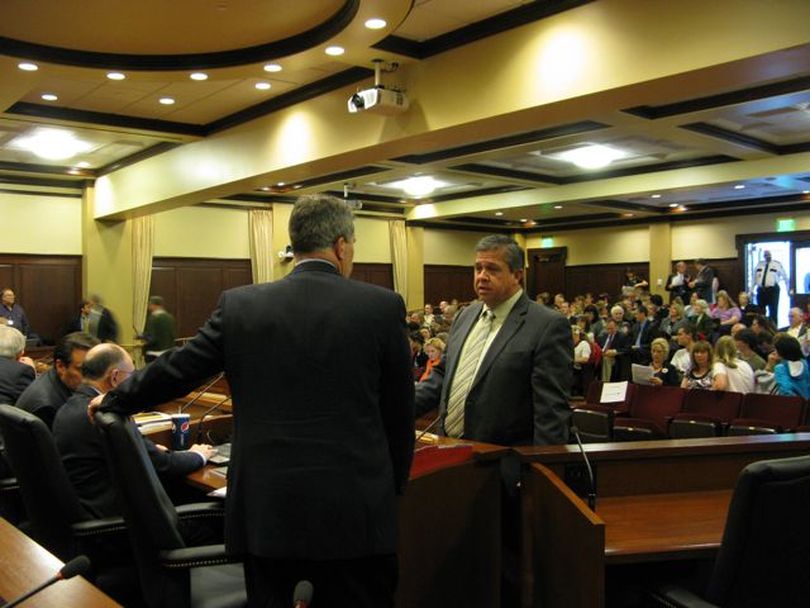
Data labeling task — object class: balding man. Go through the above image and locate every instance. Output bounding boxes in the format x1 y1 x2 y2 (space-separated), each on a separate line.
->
0 325 35 405
53 344 213 517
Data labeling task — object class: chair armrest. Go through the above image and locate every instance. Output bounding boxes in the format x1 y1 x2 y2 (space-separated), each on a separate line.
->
649 584 719 608
159 544 241 570
175 502 225 519
71 516 128 537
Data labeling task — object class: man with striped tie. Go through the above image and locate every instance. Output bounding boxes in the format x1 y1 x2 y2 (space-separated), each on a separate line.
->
416 235 572 447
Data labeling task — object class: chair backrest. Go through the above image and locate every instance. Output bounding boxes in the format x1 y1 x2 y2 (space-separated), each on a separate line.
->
629 385 685 430
587 380 635 412
706 455 810 606
682 390 743 423
0 404 88 559
739 393 805 430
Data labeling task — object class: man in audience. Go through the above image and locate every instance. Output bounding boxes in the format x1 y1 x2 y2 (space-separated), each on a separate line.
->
89 294 119 343
600 318 630 381
91 195 414 607
0 325 35 405
689 259 716 303
0 288 30 337
670 325 696 376
630 305 655 365
665 260 691 303
780 307 807 338
415 234 571 446
734 328 767 372
142 295 176 362
53 343 213 518
64 299 94 335
16 331 98 429
423 303 436 326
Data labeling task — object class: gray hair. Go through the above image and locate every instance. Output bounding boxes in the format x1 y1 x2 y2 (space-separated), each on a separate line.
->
289 194 355 254
0 325 26 359
474 235 524 272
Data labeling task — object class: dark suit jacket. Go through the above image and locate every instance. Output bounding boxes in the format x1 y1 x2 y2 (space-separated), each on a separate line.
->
96 307 119 343
693 266 715 302
53 385 205 518
16 366 72 429
599 331 631 381
0 357 35 405
417 293 572 446
101 261 415 560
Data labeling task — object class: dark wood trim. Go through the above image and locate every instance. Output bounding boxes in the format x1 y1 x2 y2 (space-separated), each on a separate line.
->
450 163 564 185
0 159 92 178
428 185 529 203
681 123 780 154
0 175 86 189
392 121 609 164
0 188 81 199
0 1 358 70
406 219 513 234
288 164 387 190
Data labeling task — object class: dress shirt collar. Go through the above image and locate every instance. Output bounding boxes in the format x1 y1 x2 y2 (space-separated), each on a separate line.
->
484 288 523 322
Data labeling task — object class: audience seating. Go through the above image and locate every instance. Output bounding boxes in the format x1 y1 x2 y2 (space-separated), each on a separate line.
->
612 385 686 440
668 390 743 438
94 410 246 608
727 393 805 435
649 454 810 607
572 380 637 442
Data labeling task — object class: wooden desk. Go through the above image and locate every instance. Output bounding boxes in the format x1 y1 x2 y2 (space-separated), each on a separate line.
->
0 517 120 607
518 434 810 608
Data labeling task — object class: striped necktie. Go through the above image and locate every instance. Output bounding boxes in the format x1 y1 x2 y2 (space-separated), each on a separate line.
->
444 310 494 438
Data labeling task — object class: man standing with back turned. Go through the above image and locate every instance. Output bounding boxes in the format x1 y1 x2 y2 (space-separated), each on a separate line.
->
91 195 415 608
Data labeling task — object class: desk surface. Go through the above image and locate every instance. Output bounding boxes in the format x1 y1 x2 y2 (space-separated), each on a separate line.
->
600 489 732 564
0 518 120 607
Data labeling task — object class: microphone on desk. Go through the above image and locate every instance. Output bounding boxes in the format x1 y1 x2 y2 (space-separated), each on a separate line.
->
570 426 597 512
3 555 91 608
293 580 313 608
416 414 442 442
180 372 225 413
195 394 232 444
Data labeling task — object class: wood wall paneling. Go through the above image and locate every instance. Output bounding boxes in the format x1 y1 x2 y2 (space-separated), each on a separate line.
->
564 262 649 302
423 265 475 308
0 255 81 344
350 263 394 291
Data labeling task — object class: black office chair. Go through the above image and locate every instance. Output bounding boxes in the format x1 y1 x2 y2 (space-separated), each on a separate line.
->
0 404 137 601
93 410 246 608
649 454 810 607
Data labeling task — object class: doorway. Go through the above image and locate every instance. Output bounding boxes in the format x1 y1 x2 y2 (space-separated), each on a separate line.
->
527 247 567 300
744 241 791 328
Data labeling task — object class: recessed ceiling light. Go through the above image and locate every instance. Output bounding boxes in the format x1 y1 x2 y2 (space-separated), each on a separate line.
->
554 205 563 210
67 168 82 175
495 211 504 216
550 144 627 170
520 218 528 223
190 72 208 81
651 194 661 199
263 63 282 73
325 46 345 56
678 205 688 212
261 186 271 191
669 203 678 208
276 182 285 187
255 82 271 90
106 72 126 80
734 184 746 190
11 127 92 160
159 97 175 105
364 18 387 29
41 93 58 101
804 190 810 195
623 213 635 217
385 176 448 197
18 62 38 71
76 161 91 168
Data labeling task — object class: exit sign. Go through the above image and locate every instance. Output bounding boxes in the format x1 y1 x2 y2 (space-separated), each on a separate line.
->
776 218 796 232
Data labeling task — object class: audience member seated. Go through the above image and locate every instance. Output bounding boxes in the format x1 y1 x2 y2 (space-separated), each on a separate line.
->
684 291 700 319
629 305 654 365
419 337 445 382
737 291 761 327
622 269 648 296
681 340 714 390
751 315 775 357
53 344 214 518
600 319 630 382
669 325 695 377
734 328 766 372
659 302 687 338
409 332 428 381
780 308 810 357
16 332 99 429
711 290 741 335
422 303 435 327
646 337 680 386
712 335 754 393
769 336 810 398
0 325 35 405
64 299 94 336
690 299 715 341
0 288 30 337
572 327 592 395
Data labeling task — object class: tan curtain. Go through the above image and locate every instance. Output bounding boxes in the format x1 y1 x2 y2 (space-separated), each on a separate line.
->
131 215 155 334
249 209 274 284
389 220 408 300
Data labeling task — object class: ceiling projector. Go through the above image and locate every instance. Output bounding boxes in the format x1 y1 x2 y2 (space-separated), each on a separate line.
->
348 87 409 115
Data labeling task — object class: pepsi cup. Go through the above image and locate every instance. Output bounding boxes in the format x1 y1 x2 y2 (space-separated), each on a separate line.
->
171 414 191 450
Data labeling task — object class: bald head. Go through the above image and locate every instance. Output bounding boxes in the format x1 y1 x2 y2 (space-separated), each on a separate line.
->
82 343 134 391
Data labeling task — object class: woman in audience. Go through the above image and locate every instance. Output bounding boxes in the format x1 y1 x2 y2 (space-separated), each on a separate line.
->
711 290 741 335
769 336 810 398
647 337 680 386
419 337 445 382
712 335 754 393
659 302 687 338
572 327 592 396
684 292 700 319
691 299 715 341
681 340 715 390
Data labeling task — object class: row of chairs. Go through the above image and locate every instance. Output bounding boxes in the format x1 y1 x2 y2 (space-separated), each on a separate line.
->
0 405 246 608
573 381 810 442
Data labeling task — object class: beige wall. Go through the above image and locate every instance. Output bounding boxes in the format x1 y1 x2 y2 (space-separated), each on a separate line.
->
0 192 82 254
354 216 392 264
423 229 489 266
154 205 250 258
526 225 650 266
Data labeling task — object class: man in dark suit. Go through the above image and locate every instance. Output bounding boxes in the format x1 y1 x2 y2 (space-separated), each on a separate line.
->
91 195 415 608
53 344 213 518
630 305 655 365
689 258 716 303
17 331 98 429
415 235 571 447
0 325 35 405
599 318 631 381
90 294 119 343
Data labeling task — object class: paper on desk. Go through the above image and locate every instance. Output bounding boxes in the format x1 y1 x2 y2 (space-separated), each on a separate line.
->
600 381 628 403
631 364 655 385
208 486 227 499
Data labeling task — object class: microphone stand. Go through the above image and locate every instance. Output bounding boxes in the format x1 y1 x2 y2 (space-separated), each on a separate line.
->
416 414 442 442
180 373 225 413
570 426 597 512
195 394 232 444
